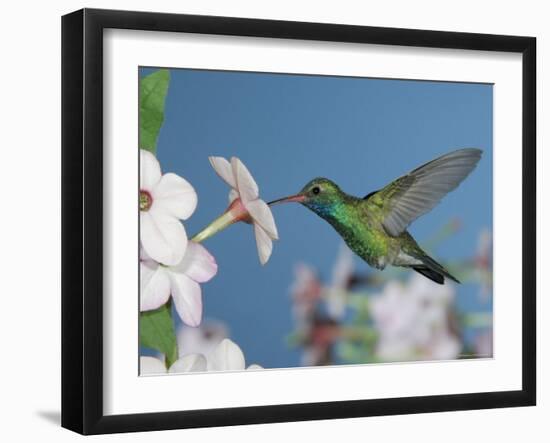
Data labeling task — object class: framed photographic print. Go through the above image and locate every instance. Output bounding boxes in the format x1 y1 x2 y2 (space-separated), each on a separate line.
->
61 8 536 435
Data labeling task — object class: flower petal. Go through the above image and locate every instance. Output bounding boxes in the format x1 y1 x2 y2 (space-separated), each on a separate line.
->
169 353 207 373
140 261 171 311
209 156 237 189
254 223 273 265
173 241 218 283
140 244 152 262
140 149 162 191
231 157 259 204
140 211 187 266
207 338 245 371
152 173 197 220
247 364 263 370
228 188 239 204
140 356 167 375
170 272 203 327
246 199 278 240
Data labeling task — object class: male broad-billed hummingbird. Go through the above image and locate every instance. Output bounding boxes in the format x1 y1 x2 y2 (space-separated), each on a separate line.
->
269 148 482 285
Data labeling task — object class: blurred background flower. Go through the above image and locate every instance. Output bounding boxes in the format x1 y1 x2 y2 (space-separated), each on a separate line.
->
177 321 229 359
287 224 493 366
370 274 461 362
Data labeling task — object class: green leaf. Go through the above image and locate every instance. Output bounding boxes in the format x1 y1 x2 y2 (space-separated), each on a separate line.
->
139 302 178 368
139 69 170 154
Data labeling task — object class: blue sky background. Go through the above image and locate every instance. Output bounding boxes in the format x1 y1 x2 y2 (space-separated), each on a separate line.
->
140 67 493 368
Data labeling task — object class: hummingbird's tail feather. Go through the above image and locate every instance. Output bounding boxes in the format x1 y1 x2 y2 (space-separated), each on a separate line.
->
412 254 460 285
413 266 445 284
399 233 460 285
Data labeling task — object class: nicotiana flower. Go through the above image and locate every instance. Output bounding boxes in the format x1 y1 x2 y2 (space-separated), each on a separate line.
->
192 156 278 265
370 273 461 362
140 354 206 375
140 149 198 266
207 338 262 371
140 241 218 326
141 338 261 375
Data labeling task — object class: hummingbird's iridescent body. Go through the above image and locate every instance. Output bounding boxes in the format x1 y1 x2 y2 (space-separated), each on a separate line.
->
270 148 483 284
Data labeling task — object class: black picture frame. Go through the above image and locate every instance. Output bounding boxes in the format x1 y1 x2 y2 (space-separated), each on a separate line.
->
62 8 536 435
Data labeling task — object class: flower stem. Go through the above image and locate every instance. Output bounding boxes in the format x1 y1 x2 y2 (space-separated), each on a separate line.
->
191 211 237 243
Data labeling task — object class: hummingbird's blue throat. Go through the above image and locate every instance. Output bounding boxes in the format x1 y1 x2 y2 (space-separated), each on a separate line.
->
306 201 337 218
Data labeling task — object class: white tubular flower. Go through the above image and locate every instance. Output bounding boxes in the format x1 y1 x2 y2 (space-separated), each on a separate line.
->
140 354 207 375
207 338 262 371
140 241 218 326
140 149 198 266
192 156 278 265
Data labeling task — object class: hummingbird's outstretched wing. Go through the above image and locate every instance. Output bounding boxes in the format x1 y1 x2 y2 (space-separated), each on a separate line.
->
366 148 482 237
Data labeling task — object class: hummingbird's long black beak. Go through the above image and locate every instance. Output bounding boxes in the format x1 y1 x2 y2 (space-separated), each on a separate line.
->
268 193 306 206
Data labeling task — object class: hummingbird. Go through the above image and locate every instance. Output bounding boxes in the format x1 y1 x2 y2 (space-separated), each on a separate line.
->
269 148 482 284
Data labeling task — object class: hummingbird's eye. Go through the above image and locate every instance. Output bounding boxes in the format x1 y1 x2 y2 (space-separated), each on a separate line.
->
312 186 321 195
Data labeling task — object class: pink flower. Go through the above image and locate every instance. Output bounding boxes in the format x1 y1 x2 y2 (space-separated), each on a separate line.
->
140 241 218 326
